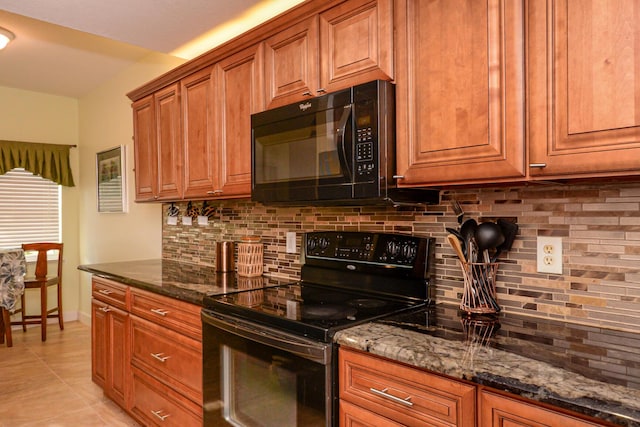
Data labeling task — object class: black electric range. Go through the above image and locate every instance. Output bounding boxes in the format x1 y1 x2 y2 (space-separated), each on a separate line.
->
203 231 435 342
201 231 435 427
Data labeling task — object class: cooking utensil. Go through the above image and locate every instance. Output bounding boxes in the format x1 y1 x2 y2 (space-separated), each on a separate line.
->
447 234 466 264
491 219 519 262
475 221 505 263
460 219 478 262
451 199 464 224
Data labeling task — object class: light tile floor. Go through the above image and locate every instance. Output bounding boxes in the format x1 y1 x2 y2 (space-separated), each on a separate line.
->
0 322 140 427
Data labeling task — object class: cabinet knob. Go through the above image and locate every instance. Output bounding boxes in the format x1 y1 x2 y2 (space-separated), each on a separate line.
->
100 306 111 313
302 91 312 96
316 88 326 94
98 289 113 295
529 163 547 168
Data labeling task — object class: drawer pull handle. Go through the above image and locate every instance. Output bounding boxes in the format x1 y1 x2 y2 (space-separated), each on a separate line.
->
369 387 414 407
529 163 547 168
151 410 170 421
151 352 171 362
150 308 169 316
98 289 113 295
100 307 111 313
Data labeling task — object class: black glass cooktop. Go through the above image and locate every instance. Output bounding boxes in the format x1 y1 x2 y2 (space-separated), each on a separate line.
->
203 282 425 342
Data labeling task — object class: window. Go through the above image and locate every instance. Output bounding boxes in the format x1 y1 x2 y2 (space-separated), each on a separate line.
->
0 168 61 249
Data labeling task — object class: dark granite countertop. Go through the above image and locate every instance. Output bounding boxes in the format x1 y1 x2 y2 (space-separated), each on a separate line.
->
79 260 639 425
78 259 291 306
334 304 640 427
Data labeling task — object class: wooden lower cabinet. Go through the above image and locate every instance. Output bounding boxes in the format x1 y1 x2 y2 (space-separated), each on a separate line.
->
91 277 202 425
340 347 476 427
478 390 604 427
91 278 130 410
340 348 610 427
130 367 201 427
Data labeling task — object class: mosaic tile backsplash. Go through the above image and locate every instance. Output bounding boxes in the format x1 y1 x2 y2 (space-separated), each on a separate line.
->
162 182 640 333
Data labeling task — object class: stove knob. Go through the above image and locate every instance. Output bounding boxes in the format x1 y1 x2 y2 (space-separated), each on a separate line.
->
307 237 317 252
319 237 330 250
402 243 417 261
386 240 400 258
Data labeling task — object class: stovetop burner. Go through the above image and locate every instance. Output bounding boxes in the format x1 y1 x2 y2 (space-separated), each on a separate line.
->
347 298 388 310
302 304 358 320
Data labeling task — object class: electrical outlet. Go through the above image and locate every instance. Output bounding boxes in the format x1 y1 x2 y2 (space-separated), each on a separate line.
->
536 236 563 274
286 232 297 254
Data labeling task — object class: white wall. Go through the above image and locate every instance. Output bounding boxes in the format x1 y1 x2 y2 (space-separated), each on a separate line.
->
76 52 186 323
0 86 81 321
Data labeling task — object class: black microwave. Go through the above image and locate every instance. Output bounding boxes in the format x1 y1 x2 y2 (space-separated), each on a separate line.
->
251 80 439 206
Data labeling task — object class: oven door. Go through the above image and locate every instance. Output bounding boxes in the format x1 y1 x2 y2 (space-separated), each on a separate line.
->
202 309 334 427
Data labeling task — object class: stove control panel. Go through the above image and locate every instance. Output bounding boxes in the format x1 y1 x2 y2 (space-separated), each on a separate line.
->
304 231 431 269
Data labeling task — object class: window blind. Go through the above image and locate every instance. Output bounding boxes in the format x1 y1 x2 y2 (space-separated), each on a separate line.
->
0 168 61 249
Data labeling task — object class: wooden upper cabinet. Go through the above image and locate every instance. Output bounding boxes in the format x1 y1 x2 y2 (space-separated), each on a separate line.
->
132 95 157 201
181 68 216 199
264 16 319 109
155 83 182 200
395 0 526 186
213 44 264 198
264 0 393 109
319 0 393 91
528 0 640 179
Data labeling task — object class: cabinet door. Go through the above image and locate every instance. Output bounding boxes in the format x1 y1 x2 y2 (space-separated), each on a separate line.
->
182 67 217 199
319 0 394 92
213 44 265 198
91 299 129 410
154 83 182 200
91 299 108 388
107 306 129 409
264 16 319 109
479 390 604 427
132 95 157 201
395 0 525 185
528 0 640 178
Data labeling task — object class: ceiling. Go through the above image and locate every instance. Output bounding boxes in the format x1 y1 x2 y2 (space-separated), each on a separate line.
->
0 0 303 98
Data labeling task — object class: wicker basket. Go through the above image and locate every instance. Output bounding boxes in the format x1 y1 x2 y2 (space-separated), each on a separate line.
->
237 237 263 277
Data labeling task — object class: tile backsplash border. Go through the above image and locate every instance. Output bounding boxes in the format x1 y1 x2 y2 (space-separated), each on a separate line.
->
162 182 640 333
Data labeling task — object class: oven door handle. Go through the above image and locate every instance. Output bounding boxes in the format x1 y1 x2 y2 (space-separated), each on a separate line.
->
201 310 331 365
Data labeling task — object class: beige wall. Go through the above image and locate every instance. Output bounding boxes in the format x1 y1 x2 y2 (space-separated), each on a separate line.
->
76 52 186 323
0 86 81 321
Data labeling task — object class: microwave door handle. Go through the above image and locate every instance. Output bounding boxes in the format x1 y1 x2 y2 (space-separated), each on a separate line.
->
336 104 353 179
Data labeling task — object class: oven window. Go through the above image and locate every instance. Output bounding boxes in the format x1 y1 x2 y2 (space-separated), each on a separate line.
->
253 107 353 185
204 324 329 427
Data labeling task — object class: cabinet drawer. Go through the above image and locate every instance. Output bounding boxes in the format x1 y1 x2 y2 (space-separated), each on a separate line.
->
340 399 405 427
340 348 476 427
130 316 202 404
130 287 201 340
479 390 604 427
92 276 129 310
130 367 201 427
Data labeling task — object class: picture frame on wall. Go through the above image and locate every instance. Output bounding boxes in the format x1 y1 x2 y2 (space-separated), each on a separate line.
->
96 145 127 213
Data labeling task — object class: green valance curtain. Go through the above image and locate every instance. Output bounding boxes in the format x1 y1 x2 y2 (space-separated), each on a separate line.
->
0 140 75 187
